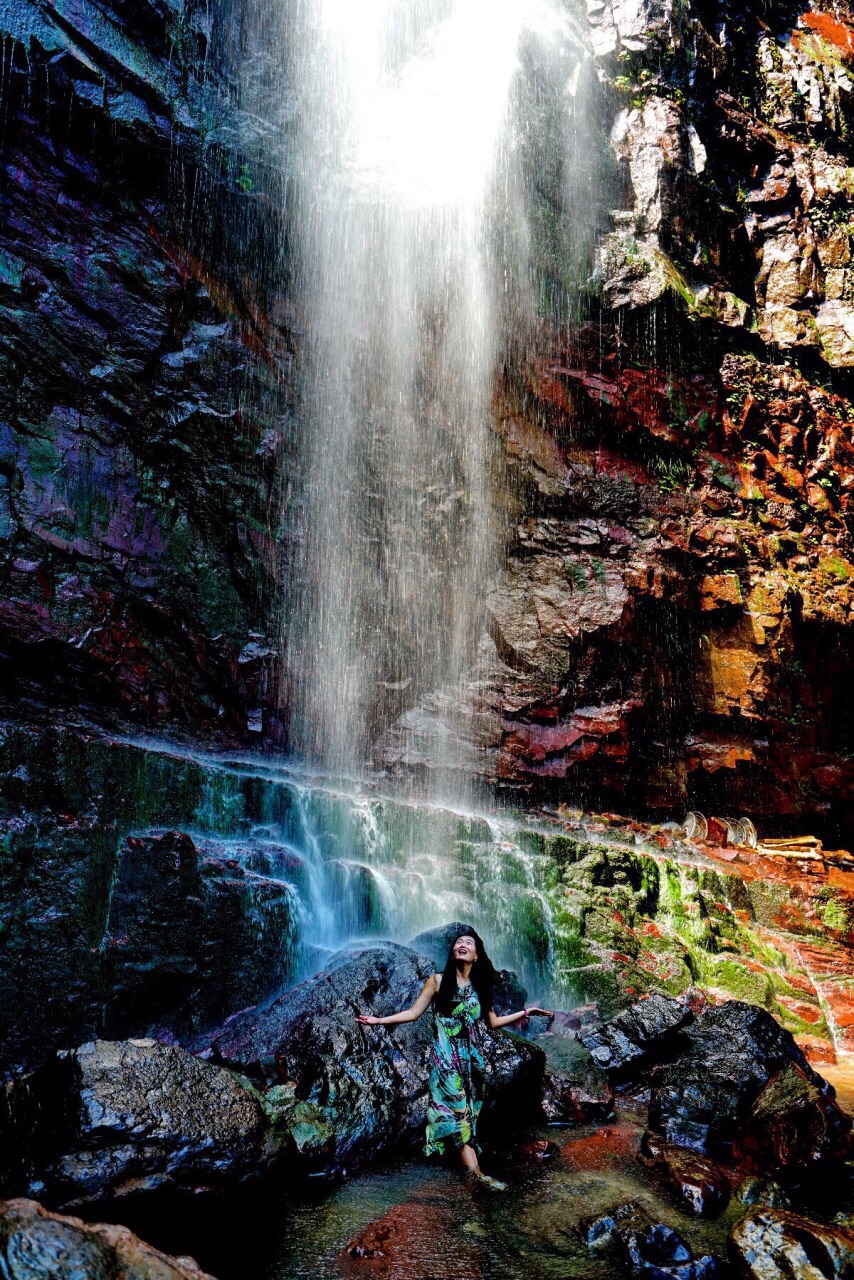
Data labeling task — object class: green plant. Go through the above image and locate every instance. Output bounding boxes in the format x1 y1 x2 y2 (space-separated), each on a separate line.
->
653 456 693 494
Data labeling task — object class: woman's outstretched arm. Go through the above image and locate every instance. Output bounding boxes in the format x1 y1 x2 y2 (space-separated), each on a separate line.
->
487 1005 553 1030
355 973 440 1026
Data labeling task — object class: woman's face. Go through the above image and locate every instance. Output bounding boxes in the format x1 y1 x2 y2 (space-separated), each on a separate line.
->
453 935 478 963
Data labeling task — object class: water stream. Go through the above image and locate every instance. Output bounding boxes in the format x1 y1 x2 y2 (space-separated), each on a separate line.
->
260 0 600 782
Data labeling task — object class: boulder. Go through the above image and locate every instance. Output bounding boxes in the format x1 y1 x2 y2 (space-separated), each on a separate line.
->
539 1035 615 1124
103 831 303 1039
407 922 527 1013
729 1208 854 1280
201 943 545 1169
579 994 693 1076
639 1131 731 1217
583 1201 727 1277
647 1003 851 1170
24 1039 283 1207
542 1069 615 1125
0 1197 216 1280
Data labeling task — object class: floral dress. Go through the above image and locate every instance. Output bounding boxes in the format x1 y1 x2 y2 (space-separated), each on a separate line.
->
424 981 486 1157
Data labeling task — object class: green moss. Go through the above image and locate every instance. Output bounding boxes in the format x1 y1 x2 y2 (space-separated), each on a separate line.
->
816 888 852 934
700 954 774 1005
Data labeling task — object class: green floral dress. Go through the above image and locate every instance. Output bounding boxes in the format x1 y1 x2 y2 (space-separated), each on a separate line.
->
425 981 486 1157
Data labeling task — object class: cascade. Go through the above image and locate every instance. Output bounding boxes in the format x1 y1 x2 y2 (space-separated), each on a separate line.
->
269 0 598 784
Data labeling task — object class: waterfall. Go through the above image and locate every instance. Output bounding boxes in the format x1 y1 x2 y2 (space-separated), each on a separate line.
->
263 0 598 784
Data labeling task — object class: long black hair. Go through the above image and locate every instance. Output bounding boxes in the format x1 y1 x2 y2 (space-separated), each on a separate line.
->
434 927 496 1017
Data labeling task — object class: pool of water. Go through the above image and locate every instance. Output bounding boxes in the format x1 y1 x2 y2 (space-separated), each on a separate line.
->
115 1107 746 1280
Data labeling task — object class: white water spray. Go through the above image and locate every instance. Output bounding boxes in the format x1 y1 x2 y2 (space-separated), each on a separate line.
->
274 0 594 782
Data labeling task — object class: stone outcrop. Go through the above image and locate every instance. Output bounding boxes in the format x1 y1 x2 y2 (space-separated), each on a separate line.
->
10 1036 333 1208
20 1039 272 1207
0 0 287 736
646 1002 852 1172
729 1208 854 1280
0 726 307 1075
579 993 692 1074
0 1198 217 1280
583 1201 727 1278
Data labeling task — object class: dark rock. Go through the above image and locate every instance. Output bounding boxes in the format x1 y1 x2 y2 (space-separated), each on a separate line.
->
25 1039 282 1207
740 1062 853 1173
542 1069 615 1124
200 943 545 1169
583 1201 728 1277
407 922 527 1013
647 1003 852 1170
735 1179 792 1211
579 994 693 1076
540 1036 615 1124
639 1131 731 1217
729 1208 854 1280
104 830 302 1038
0 1198 216 1280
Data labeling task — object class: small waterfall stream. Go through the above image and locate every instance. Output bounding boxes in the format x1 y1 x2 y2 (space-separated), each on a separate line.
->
262 0 598 782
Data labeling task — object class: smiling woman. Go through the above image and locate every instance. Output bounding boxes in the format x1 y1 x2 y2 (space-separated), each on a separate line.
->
355 927 553 1188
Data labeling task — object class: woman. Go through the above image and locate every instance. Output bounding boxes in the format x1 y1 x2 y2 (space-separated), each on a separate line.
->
355 929 553 1188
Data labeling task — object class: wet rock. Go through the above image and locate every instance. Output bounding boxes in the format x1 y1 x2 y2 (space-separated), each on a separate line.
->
580 994 693 1076
407 922 527 1013
0 1198 216 1280
26 1039 277 1207
200 943 545 1169
540 1037 615 1124
639 1132 731 1218
103 830 303 1038
647 1003 852 1170
542 1068 615 1125
729 1208 854 1280
583 1201 727 1277
0 0 286 735
586 0 681 58
736 1179 792 1211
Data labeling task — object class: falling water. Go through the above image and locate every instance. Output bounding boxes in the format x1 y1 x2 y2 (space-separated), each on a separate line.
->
271 0 597 783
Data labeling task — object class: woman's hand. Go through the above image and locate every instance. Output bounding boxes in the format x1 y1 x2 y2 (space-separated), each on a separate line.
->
524 1006 554 1019
355 1014 383 1025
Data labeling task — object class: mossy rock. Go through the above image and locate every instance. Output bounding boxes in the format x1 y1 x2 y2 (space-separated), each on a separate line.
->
700 955 775 1005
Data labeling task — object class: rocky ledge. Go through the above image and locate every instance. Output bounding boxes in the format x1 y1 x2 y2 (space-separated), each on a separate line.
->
0 1198 217 1280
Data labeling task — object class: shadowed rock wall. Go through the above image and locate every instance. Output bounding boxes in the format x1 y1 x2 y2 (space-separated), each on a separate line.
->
0 0 290 735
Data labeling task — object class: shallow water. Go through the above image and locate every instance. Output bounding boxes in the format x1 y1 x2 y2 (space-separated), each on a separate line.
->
117 1110 743 1280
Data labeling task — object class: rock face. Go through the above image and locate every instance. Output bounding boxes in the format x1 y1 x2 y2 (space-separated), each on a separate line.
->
103 830 303 1038
0 727 307 1076
729 1209 854 1280
0 1198 217 1280
0 0 288 738
200 943 546 1169
24 1039 273 1207
0 0 851 843
583 1201 726 1278
646 1002 852 1172
579 993 693 1075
